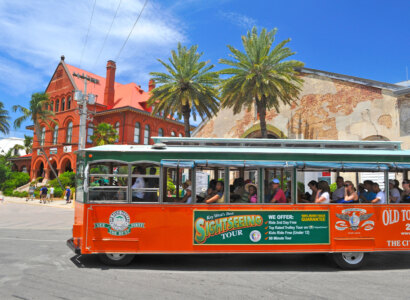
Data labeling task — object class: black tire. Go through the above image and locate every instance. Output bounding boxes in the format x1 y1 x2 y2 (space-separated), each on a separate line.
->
98 253 135 266
332 252 366 270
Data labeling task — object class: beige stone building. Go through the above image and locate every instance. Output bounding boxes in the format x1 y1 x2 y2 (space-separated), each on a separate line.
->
193 68 410 148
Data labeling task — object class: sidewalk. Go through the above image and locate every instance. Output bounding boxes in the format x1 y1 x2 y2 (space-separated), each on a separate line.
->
2 196 74 209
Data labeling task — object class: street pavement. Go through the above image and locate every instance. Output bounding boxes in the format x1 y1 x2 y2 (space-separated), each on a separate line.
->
1 200 410 300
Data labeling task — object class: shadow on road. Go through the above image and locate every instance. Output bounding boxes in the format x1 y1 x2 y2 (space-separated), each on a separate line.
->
69 252 410 272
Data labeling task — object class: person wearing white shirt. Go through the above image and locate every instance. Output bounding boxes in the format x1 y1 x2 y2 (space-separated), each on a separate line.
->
315 180 331 204
132 167 145 201
332 176 345 201
371 183 386 204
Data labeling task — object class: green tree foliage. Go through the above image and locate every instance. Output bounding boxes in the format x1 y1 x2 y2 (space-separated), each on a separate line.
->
5 144 24 158
2 172 30 196
12 92 62 188
24 135 33 154
219 27 304 138
0 101 10 135
147 43 220 137
48 171 75 189
90 123 118 146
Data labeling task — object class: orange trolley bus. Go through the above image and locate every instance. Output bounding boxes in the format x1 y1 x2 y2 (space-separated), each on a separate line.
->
67 137 410 269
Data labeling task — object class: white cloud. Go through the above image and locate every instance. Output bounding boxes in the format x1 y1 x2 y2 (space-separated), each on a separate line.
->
0 0 187 92
219 11 256 29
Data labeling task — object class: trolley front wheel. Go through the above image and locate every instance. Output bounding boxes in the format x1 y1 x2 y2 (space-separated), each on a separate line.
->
98 253 135 266
332 252 366 270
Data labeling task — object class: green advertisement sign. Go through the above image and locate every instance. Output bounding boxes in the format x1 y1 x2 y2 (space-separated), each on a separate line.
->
193 210 329 245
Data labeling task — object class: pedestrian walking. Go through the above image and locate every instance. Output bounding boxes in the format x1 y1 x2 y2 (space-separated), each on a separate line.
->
27 185 35 202
49 186 54 201
40 186 48 204
46 186 51 203
64 186 71 204
0 191 4 203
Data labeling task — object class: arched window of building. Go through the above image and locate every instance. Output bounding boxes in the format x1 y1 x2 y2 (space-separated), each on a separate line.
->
158 128 164 137
40 127 46 146
134 122 140 143
144 125 150 145
115 122 120 142
66 121 73 143
61 97 65 111
178 133 183 137
171 131 176 137
52 125 58 145
55 99 59 112
67 96 72 110
87 123 94 144
49 101 53 112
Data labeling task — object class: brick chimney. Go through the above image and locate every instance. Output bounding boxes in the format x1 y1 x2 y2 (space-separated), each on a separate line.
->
149 79 155 91
104 60 116 107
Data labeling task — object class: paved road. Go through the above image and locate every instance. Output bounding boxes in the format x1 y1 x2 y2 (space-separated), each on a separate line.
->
1 201 410 300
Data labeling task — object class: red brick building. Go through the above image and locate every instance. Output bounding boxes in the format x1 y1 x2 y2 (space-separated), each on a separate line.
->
27 56 186 180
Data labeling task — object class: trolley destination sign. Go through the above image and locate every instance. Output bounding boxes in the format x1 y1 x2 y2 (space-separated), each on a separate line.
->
193 210 330 245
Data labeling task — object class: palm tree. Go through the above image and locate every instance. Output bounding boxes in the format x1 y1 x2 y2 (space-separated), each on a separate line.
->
24 135 33 154
147 43 220 137
90 123 118 146
6 144 25 158
13 92 62 187
219 27 304 138
0 101 10 135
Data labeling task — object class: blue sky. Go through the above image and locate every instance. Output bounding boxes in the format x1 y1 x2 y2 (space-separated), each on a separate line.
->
0 0 409 138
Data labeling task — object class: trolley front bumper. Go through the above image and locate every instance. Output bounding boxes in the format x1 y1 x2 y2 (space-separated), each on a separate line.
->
67 238 81 255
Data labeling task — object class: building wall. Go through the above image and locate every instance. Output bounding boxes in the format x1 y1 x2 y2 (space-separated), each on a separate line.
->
30 63 186 181
194 73 410 149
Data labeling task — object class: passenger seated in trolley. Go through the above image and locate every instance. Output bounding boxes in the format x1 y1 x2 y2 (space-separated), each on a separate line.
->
389 180 401 203
338 181 358 203
245 183 257 203
331 176 345 202
269 179 287 203
131 166 145 201
205 181 224 204
177 180 192 203
315 180 331 204
371 182 386 204
359 180 376 203
231 178 245 202
401 180 410 203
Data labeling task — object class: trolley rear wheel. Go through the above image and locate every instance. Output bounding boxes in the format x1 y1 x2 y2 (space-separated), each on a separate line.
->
332 252 366 270
98 253 135 266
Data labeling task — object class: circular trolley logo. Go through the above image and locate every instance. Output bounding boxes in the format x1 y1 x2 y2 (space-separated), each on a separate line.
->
94 210 145 236
109 210 130 232
249 230 262 242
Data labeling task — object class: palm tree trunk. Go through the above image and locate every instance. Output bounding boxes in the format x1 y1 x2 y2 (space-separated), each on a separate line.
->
258 98 268 139
34 124 63 189
182 104 191 137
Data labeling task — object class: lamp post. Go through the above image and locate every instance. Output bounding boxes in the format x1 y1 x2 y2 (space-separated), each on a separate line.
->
73 73 98 150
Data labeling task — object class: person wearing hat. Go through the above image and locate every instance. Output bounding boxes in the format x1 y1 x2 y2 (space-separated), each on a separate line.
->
389 179 401 203
245 182 257 203
270 179 286 203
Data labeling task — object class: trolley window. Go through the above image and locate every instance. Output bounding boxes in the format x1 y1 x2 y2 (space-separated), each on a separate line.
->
88 162 128 203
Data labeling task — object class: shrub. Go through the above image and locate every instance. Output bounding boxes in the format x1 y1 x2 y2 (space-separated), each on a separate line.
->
3 188 13 196
10 172 30 187
12 191 28 198
54 187 63 198
48 171 76 190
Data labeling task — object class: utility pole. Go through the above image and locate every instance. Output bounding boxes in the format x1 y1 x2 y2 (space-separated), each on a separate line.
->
73 72 98 150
